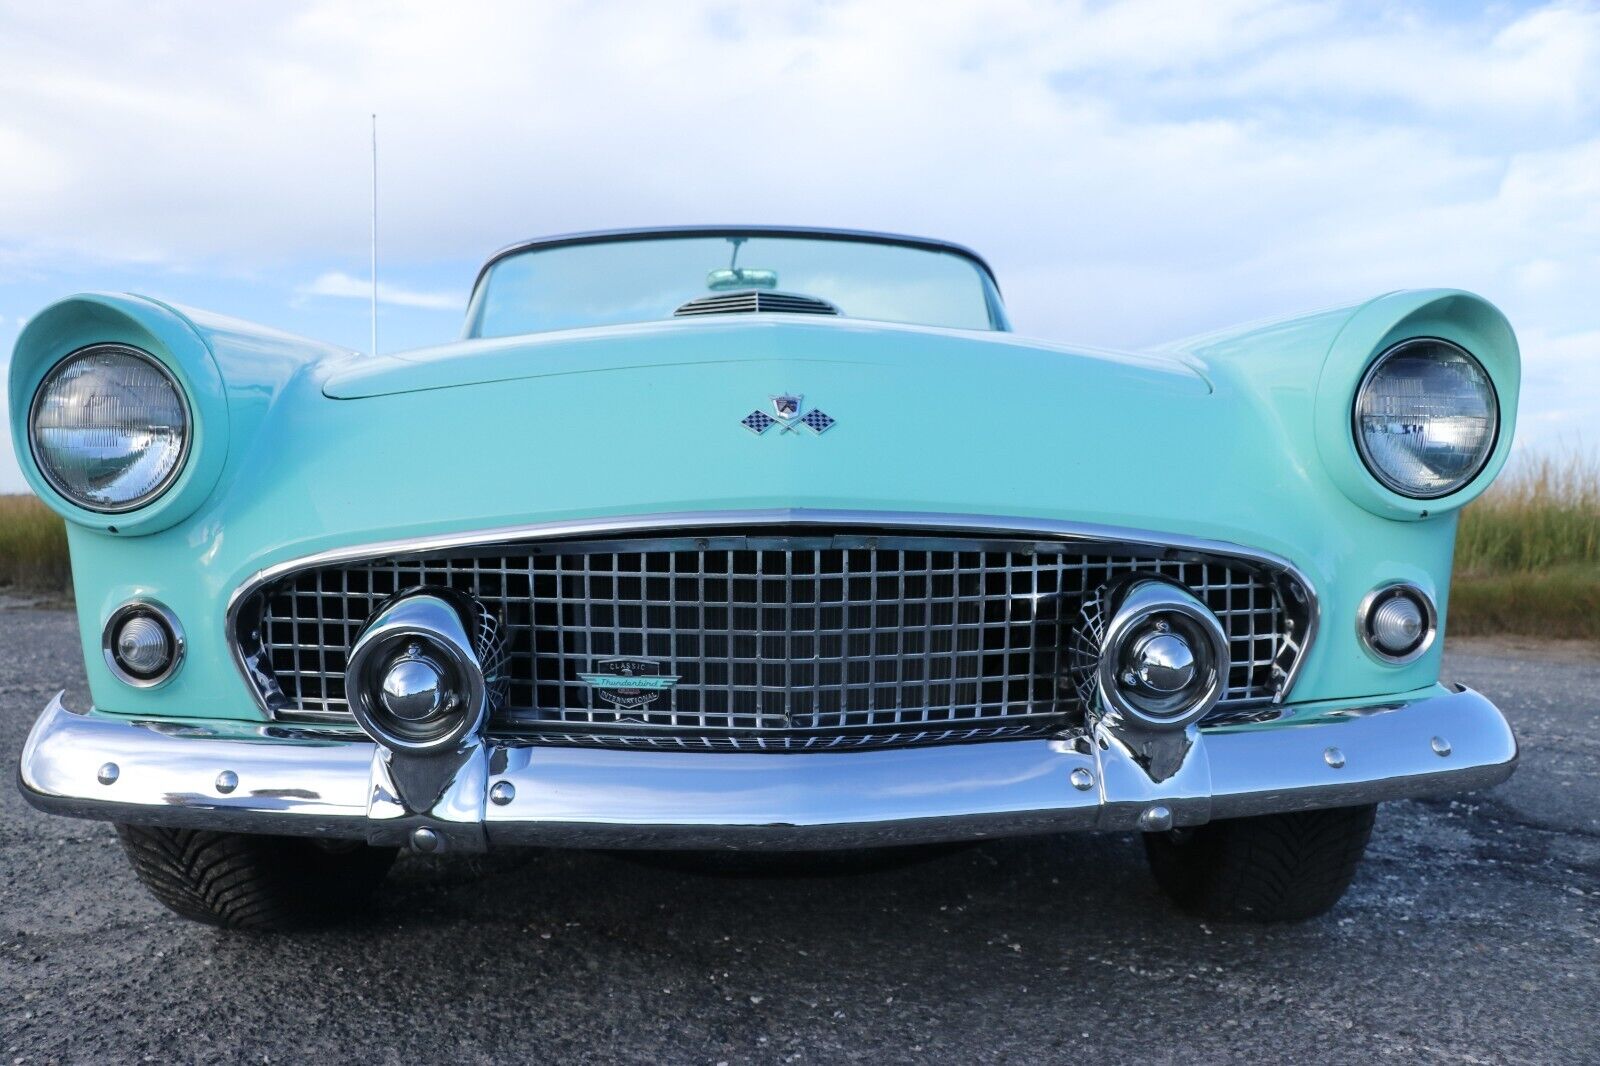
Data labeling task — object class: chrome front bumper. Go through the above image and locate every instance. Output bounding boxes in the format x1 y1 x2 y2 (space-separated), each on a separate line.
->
19 686 1516 852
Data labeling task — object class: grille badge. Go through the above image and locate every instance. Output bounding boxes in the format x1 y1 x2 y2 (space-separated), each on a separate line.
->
578 657 681 709
743 394 835 435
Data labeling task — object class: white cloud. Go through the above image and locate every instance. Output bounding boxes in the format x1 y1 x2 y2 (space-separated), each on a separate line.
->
301 270 460 310
0 2 1591 268
0 0 1595 465
1213 3 1600 124
1508 326 1600 447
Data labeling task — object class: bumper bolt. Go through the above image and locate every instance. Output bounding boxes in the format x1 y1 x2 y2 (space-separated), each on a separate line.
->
489 781 516 806
97 762 119 786
410 827 440 853
1138 805 1173 832
1431 736 1452 757
1069 768 1095 792
1324 747 1346 769
215 770 239 794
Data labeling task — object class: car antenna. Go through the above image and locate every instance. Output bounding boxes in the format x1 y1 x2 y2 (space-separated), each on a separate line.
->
369 112 379 357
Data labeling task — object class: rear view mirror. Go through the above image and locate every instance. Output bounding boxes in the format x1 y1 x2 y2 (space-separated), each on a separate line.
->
707 267 778 291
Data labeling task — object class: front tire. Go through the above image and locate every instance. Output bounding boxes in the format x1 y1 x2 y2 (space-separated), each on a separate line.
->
115 824 396 930
1143 804 1377 922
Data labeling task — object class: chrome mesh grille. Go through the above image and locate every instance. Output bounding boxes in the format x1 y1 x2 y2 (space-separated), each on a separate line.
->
235 529 1307 749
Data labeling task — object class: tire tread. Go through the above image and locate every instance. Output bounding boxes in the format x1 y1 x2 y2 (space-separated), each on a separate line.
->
1144 804 1377 922
114 824 395 930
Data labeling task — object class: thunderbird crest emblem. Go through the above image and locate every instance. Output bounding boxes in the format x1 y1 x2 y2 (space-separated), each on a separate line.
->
578 657 680 709
742 394 836 435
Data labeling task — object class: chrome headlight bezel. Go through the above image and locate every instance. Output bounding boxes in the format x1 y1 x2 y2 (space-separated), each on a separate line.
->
1351 337 1499 501
27 343 193 514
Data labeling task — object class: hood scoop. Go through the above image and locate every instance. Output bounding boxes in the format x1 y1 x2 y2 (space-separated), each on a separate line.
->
674 290 839 318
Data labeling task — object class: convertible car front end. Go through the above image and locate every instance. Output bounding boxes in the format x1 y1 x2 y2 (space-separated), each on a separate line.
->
12 227 1519 927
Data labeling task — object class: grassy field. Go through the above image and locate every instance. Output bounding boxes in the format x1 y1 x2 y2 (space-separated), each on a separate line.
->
0 494 70 595
1 456 1597 637
1452 452 1600 641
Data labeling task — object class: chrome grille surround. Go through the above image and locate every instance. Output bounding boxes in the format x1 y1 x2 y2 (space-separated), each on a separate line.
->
229 512 1315 751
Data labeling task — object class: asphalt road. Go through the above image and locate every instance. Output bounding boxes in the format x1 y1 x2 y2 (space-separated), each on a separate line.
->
1 609 1595 1065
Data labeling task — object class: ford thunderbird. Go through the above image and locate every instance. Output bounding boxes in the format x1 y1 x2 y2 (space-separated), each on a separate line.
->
12 226 1520 928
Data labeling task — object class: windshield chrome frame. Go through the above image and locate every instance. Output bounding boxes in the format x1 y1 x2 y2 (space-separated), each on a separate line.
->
463 225 1011 337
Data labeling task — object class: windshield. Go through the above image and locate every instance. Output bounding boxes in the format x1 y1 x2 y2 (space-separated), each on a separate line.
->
466 233 1007 337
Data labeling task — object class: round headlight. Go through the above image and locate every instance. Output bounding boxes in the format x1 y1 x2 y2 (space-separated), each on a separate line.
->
29 344 189 513
1354 338 1498 500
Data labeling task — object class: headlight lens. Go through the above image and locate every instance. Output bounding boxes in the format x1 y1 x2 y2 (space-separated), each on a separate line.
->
29 345 189 513
1354 338 1498 499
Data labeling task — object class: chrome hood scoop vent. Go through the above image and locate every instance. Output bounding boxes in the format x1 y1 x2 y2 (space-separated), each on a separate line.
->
674 290 839 318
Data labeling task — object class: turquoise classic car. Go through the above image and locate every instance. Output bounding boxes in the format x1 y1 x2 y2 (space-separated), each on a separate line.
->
12 226 1519 928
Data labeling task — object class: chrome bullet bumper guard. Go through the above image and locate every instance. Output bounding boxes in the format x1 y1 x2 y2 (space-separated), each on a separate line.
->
19 685 1516 852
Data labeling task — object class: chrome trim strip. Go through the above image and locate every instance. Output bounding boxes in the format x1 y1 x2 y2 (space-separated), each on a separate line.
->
18 685 1516 848
225 509 1321 719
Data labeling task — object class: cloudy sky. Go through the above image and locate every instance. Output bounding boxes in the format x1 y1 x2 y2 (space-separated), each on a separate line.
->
2 0 1597 492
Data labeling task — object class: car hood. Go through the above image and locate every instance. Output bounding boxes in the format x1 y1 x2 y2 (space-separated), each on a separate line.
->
200 310 1389 573
298 317 1258 536
323 317 1209 399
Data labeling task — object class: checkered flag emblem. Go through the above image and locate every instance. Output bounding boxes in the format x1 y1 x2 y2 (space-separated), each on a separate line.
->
741 410 777 434
800 410 835 433
742 395 836 435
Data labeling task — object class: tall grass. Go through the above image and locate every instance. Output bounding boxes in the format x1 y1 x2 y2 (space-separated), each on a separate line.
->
0 495 70 594
1455 451 1600 575
1451 450 1600 641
